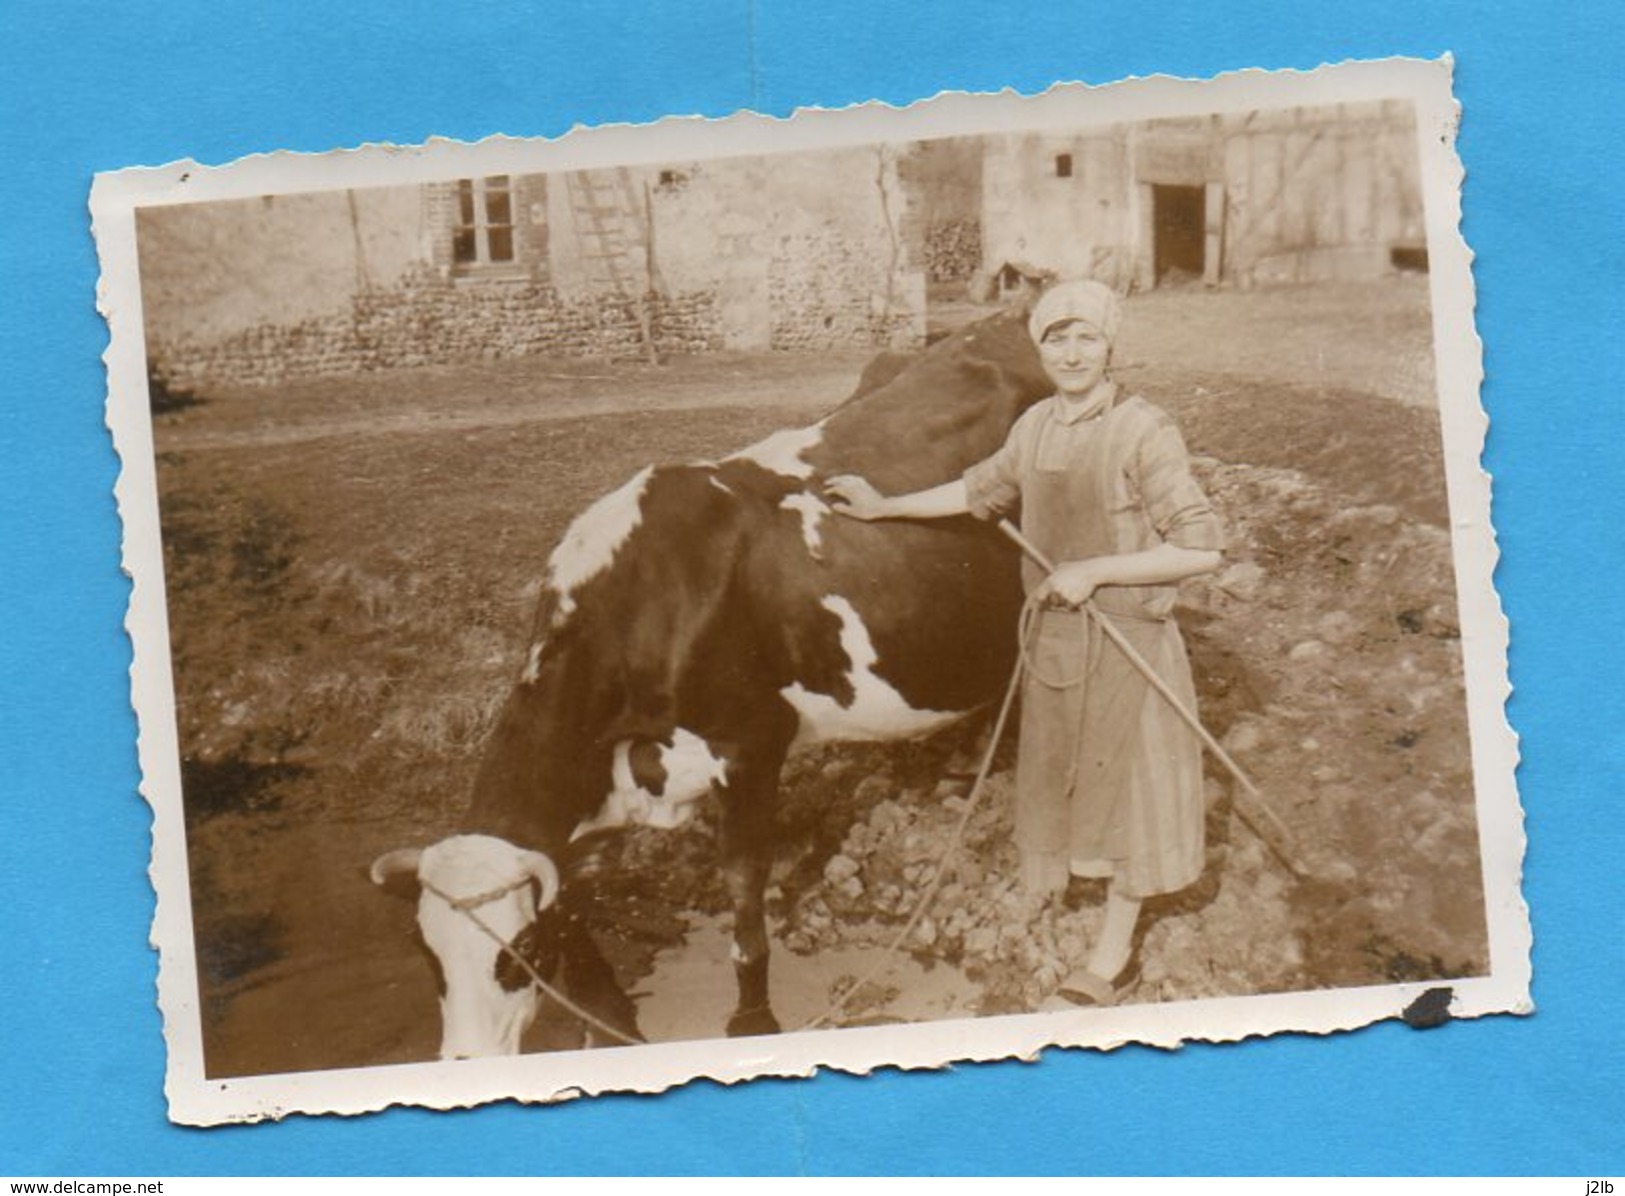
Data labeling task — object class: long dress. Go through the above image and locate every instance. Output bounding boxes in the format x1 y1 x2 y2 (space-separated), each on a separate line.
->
963 391 1223 899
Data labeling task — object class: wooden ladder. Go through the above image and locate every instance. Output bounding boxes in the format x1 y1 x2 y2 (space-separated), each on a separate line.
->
566 168 659 364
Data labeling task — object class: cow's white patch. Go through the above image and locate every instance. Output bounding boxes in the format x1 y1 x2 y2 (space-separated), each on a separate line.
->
571 729 728 841
781 596 961 747
708 476 734 495
545 466 653 625
726 425 823 480
779 491 829 559
520 640 544 684
413 834 553 1059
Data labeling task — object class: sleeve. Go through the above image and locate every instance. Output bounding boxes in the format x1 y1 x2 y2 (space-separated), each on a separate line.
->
962 405 1038 520
1135 413 1225 552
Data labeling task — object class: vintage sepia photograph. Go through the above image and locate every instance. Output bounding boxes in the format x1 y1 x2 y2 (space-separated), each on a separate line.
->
94 58 1525 1123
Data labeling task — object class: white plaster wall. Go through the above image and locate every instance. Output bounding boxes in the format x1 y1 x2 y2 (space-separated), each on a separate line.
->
137 184 427 346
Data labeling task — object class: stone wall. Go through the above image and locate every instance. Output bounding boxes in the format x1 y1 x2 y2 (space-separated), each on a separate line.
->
631 146 927 353
136 186 428 350
140 143 927 388
150 265 721 389
923 218 982 282
897 137 984 284
982 128 1138 288
767 225 921 352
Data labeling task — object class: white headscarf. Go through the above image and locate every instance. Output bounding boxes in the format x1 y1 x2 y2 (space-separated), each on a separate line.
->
1028 279 1122 346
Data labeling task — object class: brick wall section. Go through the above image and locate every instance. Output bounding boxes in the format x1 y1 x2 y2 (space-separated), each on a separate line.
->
151 264 722 389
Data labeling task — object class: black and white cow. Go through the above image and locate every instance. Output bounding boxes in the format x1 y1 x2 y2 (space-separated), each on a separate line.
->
372 308 1053 1057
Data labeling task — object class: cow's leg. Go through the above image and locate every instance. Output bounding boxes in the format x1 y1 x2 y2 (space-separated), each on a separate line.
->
715 712 795 1037
720 789 779 1037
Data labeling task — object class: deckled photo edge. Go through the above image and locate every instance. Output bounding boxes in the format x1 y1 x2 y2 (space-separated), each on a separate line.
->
92 188 214 1115
91 56 1526 1127
1407 61 1531 1010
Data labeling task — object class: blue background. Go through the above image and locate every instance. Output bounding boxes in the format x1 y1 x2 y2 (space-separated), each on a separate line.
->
2 0 1619 1176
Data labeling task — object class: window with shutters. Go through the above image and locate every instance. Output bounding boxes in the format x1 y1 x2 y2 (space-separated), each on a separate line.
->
451 176 518 273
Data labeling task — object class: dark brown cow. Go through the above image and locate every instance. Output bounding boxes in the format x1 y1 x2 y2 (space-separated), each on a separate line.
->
372 308 1051 1057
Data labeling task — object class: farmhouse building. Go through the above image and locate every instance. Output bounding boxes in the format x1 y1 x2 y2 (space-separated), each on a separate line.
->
138 100 1422 389
139 144 926 388
979 99 1424 292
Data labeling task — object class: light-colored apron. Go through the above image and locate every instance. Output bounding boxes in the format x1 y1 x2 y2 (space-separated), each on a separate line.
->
1013 398 1205 899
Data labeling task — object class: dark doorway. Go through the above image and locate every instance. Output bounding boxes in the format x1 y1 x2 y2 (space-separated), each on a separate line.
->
1152 183 1206 283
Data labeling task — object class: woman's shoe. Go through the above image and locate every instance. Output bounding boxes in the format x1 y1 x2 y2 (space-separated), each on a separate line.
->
1055 952 1142 1008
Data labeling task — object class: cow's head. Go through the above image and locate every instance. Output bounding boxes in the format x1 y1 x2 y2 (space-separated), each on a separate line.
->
370 833 560 1059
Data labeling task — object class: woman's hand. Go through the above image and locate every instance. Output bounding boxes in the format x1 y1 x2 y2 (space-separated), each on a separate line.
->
1035 559 1110 608
825 476 971 522
825 474 889 521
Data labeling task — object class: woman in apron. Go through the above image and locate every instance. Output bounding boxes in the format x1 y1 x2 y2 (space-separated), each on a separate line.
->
827 279 1223 1006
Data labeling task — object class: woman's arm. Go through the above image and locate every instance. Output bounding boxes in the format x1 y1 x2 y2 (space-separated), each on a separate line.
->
825 475 971 522
1038 543 1222 608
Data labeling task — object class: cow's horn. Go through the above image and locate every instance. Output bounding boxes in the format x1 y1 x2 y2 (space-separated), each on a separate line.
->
369 847 423 887
519 850 561 910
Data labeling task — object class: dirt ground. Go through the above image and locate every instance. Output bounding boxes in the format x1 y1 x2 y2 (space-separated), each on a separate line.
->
151 275 1487 1076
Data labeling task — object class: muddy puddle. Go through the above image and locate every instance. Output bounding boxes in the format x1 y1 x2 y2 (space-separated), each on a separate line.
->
638 913 982 1042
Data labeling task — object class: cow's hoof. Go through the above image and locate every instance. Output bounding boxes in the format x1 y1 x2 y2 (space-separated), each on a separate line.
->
726 1005 782 1037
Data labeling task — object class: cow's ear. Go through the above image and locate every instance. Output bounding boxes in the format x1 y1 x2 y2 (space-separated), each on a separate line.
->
368 847 423 898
